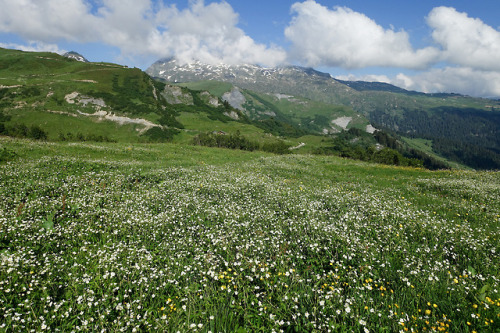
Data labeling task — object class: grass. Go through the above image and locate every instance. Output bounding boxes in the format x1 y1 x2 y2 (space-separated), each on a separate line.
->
248 92 368 131
5 109 148 142
0 137 499 332
174 112 287 146
179 80 371 134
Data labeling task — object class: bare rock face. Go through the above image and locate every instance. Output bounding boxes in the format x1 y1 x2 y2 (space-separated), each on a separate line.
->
200 91 220 107
160 85 194 105
222 87 246 111
63 51 88 62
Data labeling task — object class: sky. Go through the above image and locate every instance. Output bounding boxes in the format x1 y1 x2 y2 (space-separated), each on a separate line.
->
1 0 500 98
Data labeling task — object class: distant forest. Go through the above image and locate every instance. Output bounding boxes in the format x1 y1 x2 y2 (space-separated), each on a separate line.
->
370 107 500 170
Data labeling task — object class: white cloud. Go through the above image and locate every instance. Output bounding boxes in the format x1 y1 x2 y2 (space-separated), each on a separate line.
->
0 41 65 54
288 3 500 97
338 67 500 98
427 7 500 71
285 1 439 69
335 74 392 84
0 0 99 42
147 1 286 66
396 67 500 98
0 0 286 67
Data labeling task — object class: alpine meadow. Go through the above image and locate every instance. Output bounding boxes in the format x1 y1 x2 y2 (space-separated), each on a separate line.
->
0 139 499 332
0 38 500 333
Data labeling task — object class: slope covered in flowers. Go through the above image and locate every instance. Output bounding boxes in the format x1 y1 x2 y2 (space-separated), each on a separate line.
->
0 139 499 332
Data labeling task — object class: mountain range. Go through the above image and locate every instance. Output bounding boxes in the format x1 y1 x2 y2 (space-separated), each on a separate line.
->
1 47 499 169
147 58 500 169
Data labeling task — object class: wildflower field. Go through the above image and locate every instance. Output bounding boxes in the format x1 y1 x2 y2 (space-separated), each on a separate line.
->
0 138 499 332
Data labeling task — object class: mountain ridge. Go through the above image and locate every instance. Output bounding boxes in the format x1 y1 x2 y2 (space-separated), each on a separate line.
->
147 58 500 169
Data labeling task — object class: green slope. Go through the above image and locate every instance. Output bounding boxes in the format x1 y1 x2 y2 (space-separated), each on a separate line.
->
178 80 371 134
0 48 267 144
0 48 323 154
0 47 176 142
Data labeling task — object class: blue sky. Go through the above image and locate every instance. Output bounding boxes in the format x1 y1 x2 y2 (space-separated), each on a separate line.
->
1 0 500 98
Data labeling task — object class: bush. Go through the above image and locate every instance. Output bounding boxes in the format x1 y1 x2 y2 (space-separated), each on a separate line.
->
28 125 48 140
0 147 16 162
261 140 291 154
193 131 293 154
144 127 179 142
58 132 116 142
193 131 259 151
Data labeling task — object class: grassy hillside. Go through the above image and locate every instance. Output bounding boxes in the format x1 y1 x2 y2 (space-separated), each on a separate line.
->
0 137 498 332
179 80 371 134
0 47 176 142
0 48 286 147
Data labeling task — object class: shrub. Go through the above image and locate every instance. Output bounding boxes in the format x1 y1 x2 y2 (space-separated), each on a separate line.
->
0 146 16 162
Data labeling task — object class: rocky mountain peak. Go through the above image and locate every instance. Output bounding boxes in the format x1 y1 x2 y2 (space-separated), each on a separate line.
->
145 58 351 105
63 51 88 63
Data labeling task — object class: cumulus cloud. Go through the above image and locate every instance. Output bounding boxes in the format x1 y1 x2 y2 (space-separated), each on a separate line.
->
395 67 500 98
148 1 286 65
337 67 500 98
285 0 439 69
0 0 286 67
427 7 500 71
291 3 500 97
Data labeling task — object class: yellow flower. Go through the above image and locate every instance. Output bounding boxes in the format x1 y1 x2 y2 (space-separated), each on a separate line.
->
425 309 432 316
